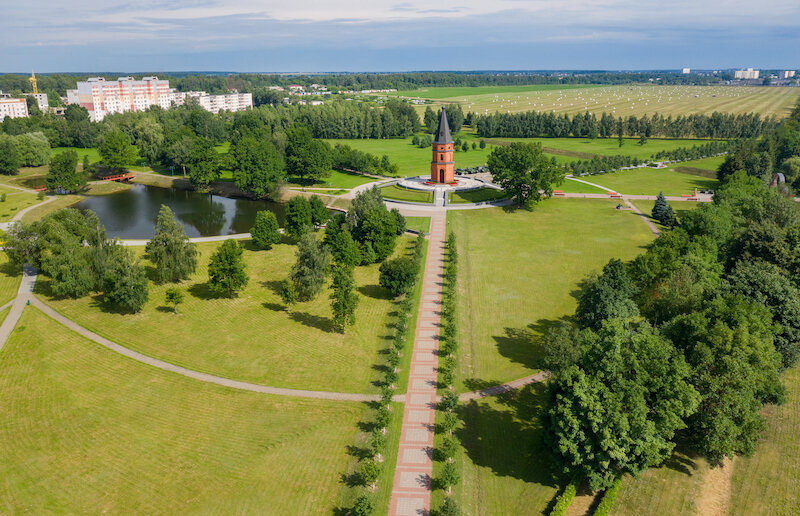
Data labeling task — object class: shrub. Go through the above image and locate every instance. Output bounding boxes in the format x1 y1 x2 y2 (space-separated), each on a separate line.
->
593 476 622 516
549 475 582 516
379 257 417 297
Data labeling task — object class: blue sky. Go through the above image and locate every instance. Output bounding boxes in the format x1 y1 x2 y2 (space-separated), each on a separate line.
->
2 0 799 72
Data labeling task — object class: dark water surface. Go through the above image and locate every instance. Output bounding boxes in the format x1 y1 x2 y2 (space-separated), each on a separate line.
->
74 184 287 239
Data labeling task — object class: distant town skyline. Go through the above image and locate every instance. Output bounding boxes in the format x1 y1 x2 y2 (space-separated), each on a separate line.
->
2 0 799 73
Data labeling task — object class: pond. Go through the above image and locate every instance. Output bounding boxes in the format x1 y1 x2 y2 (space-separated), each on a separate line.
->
74 184 287 239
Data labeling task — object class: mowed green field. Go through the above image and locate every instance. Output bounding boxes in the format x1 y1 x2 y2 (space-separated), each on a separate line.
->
611 447 712 516
51 147 101 163
392 84 800 118
0 307 362 514
0 192 40 222
562 168 719 197
729 363 800 515
486 136 717 160
37 237 411 394
449 199 655 390
0 254 22 306
286 169 377 188
325 138 495 177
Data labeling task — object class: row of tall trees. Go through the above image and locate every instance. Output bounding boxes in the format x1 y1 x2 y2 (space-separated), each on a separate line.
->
474 110 775 140
0 132 50 174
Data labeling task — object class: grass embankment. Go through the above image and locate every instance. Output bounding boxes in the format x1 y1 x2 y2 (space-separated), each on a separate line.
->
448 188 507 204
20 195 82 223
378 185 433 203
37 237 413 394
449 199 655 390
390 84 800 118
0 307 362 514
404 216 430 234
286 169 377 189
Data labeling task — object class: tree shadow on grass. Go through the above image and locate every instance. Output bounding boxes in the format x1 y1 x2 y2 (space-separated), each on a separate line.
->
346 445 373 461
494 317 573 372
0 259 23 279
661 442 704 476
260 279 284 296
456 382 562 488
187 282 227 300
289 311 334 332
358 284 393 300
262 302 285 312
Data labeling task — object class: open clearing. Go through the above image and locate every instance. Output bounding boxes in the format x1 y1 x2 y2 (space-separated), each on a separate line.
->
449 200 655 390
562 167 719 197
390 84 800 118
37 237 414 394
0 307 361 514
286 169 377 189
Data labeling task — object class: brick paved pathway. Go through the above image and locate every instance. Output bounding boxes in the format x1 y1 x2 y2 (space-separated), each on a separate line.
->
388 212 446 516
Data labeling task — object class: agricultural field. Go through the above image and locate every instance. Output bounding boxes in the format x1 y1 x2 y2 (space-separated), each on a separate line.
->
0 307 362 514
449 199 655 391
384 84 598 100
389 84 800 118
36 237 415 394
562 167 719 197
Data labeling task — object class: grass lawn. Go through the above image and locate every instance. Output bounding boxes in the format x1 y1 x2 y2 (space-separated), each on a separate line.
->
384 84 598 100
440 383 563 515
83 181 132 196
0 193 41 222
559 178 611 194
379 184 432 203
448 187 508 204
325 138 495 177
631 199 702 226
0 253 21 306
729 363 800 515
563 168 719 197
286 169 377 189
36 237 413 394
486 136 715 161
50 147 101 163
449 199 655 390
0 166 48 190
611 447 712 516
404 216 431 234
0 306 362 514
21 195 82 223
391 84 800 118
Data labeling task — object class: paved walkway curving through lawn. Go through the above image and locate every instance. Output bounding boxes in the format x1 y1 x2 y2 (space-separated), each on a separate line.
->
388 211 446 516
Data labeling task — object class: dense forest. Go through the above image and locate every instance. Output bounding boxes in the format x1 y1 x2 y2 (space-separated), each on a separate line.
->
542 101 800 491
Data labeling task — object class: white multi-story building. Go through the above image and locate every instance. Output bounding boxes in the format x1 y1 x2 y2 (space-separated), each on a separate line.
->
682 68 691 74
780 70 797 79
734 68 760 79
0 98 29 121
66 76 172 121
171 91 253 114
24 93 48 113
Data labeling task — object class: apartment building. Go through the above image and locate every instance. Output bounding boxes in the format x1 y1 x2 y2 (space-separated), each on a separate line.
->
66 76 172 121
172 91 253 114
734 68 760 79
0 98 29 120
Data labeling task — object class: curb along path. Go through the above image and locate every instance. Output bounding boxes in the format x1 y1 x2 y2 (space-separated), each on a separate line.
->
389 212 446 516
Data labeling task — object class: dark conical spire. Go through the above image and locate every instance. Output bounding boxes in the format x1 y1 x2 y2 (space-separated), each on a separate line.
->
433 106 453 145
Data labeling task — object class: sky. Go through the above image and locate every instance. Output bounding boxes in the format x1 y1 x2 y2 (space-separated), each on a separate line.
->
2 0 799 73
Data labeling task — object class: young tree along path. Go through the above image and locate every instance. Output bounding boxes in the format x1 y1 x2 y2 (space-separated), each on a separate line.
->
388 212 446 516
